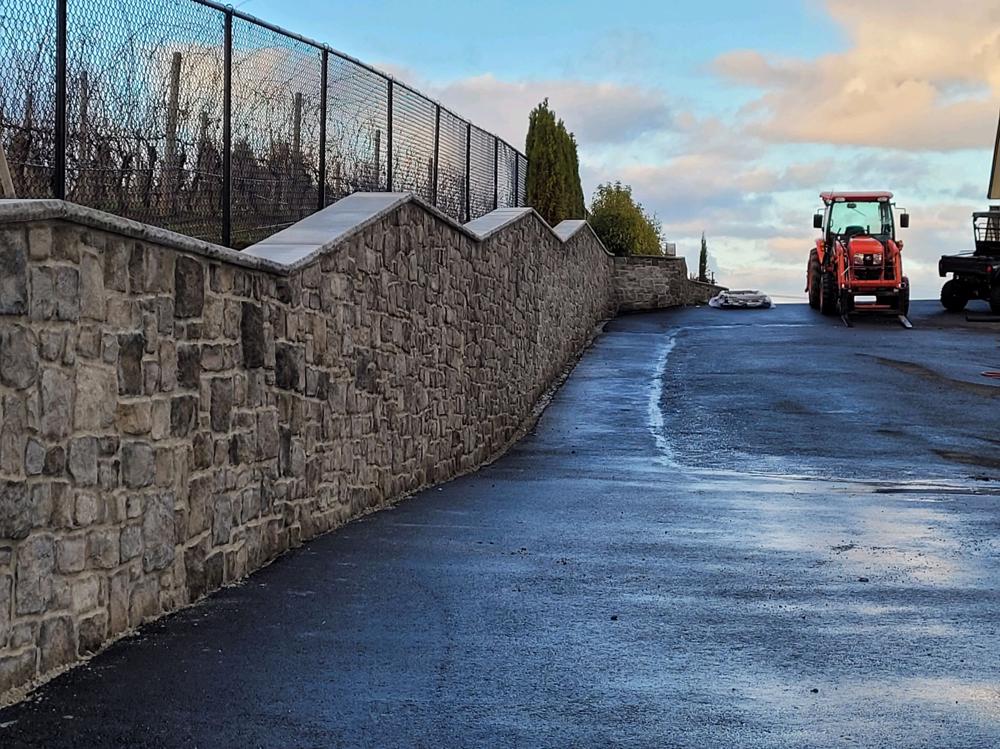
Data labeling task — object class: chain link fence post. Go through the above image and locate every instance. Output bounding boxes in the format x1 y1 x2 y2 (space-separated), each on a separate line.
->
221 7 233 246
386 78 393 192
464 123 471 222
492 137 499 210
54 0 67 199
318 48 328 209
431 104 440 208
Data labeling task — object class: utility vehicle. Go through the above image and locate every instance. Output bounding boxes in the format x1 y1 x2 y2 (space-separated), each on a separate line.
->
938 207 1000 313
807 192 911 327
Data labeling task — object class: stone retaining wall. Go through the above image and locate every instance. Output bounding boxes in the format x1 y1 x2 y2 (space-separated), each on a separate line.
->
613 255 724 312
0 194 700 700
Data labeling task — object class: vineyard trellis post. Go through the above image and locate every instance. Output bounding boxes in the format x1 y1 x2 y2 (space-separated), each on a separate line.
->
0 136 15 198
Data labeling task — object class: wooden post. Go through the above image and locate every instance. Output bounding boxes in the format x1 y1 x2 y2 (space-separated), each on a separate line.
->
78 71 91 201
0 135 16 198
292 92 302 159
165 52 182 214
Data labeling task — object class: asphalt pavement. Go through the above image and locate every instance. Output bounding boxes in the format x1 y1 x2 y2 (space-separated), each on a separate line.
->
2 300 999 748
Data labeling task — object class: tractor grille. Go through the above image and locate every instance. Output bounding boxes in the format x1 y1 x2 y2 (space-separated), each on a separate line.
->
853 268 884 280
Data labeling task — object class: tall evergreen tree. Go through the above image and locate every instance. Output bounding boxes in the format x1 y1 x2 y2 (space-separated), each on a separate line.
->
525 99 585 225
698 232 709 282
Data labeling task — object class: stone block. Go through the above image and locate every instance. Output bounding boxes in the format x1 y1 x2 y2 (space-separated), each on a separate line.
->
75 363 116 431
0 228 28 315
211 493 232 546
150 400 170 440
68 437 99 486
40 367 74 439
0 324 38 389
117 401 152 435
43 446 65 476
170 395 198 437
29 266 79 322
24 438 45 476
80 252 105 320
78 611 108 655
177 345 201 389
241 302 265 368
55 535 86 573
117 333 145 396
70 575 100 613
174 256 205 318
210 378 233 432
121 442 154 488
74 490 99 526
0 480 32 540
142 492 175 572
38 615 75 673
128 577 160 627
108 570 129 636
120 522 142 561
275 343 303 391
0 573 10 645
0 649 37 694
257 410 279 460
28 225 52 260
15 535 54 615
85 527 120 569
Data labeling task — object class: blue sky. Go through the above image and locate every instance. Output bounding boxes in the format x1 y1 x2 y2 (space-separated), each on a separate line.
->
246 0 1000 299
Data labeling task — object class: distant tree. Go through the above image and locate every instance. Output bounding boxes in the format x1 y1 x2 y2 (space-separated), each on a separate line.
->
589 181 663 257
698 232 709 282
525 99 585 225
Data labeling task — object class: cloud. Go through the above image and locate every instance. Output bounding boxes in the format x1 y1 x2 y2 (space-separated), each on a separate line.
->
714 0 1000 150
378 66 674 150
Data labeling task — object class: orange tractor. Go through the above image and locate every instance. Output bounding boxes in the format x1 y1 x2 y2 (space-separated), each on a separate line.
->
806 192 911 327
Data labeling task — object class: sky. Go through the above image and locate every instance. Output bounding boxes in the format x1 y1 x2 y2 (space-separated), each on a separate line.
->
246 0 1000 300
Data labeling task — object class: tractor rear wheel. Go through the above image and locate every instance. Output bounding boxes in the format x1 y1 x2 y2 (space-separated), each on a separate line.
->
941 279 967 313
899 278 910 317
807 251 821 309
990 283 1000 314
820 271 838 316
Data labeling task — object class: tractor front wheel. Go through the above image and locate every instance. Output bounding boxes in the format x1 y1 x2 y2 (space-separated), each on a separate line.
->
899 278 910 317
941 279 967 313
808 252 821 309
820 271 838 316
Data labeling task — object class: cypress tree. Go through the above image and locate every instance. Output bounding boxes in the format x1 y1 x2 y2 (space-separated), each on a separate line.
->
525 100 585 225
699 233 709 282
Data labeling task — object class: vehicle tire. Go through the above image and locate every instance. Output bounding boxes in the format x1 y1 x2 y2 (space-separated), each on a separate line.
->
820 271 838 316
990 284 1000 314
807 251 821 309
940 279 968 313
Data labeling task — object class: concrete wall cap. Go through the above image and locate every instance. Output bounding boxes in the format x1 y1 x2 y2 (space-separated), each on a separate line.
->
0 199 287 275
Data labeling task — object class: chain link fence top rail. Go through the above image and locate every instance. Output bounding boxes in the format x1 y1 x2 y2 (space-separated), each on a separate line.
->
0 0 527 248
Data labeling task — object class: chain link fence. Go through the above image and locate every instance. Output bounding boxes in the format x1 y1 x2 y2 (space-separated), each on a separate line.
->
0 0 527 248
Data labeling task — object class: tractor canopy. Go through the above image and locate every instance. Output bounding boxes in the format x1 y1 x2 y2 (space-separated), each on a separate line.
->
820 191 893 204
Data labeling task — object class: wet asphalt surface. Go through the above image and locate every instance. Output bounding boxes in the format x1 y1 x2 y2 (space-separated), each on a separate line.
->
2 301 1000 748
